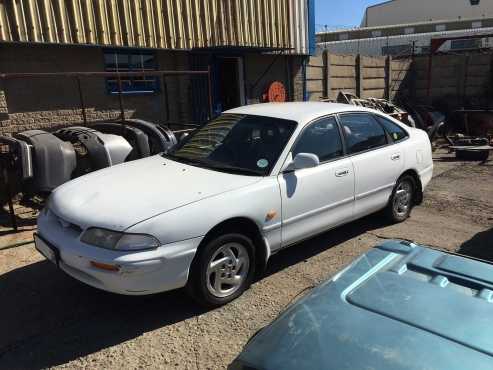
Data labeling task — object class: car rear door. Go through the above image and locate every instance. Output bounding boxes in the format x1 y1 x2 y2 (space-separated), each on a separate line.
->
278 116 354 247
338 112 404 216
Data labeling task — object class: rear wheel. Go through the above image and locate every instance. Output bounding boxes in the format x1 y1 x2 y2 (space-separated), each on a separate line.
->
386 175 415 223
186 233 255 307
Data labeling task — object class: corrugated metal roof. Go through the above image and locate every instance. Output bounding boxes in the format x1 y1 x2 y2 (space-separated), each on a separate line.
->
0 0 310 54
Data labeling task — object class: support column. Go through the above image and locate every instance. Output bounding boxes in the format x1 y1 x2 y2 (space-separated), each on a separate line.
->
385 55 393 101
324 50 332 100
356 54 363 97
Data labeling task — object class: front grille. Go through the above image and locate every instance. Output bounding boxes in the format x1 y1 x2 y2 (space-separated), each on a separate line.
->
50 210 83 235
68 222 83 234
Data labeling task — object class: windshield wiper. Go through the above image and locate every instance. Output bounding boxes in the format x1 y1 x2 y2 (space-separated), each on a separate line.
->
199 162 264 176
162 153 203 166
163 153 263 176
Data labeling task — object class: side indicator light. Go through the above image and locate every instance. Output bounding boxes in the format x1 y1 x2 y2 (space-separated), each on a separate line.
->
265 210 277 221
90 261 120 272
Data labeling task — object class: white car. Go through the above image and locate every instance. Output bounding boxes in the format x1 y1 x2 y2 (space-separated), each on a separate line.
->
36 102 433 306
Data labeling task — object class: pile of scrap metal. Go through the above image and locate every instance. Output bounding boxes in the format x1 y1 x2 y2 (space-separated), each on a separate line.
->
0 120 178 198
336 92 446 141
337 92 412 124
400 103 446 142
442 109 493 161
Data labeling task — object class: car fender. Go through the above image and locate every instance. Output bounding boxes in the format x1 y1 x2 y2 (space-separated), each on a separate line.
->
125 176 282 254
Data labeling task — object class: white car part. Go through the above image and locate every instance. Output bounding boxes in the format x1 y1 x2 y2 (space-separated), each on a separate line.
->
15 130 76 192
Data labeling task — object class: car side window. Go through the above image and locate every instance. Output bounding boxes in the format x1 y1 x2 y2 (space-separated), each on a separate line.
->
339 113 387 154
374 115 409 142
292 117 343 162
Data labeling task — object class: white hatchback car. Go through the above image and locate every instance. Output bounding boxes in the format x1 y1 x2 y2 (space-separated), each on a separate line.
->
36 102 433 306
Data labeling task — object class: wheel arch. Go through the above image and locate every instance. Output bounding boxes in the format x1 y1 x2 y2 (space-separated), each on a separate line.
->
191 217 269 278
399 169 423 205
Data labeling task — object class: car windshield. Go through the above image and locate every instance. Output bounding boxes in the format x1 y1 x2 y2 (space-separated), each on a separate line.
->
165 114 297 176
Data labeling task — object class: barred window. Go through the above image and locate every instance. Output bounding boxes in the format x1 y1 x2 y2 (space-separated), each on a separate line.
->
104 49 159 95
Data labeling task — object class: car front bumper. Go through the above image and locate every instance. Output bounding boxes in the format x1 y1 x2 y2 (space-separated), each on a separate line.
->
37 209 203 295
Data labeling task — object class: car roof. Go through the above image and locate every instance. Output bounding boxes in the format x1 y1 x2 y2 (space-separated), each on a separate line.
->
225 102 371 125
232 240 493 370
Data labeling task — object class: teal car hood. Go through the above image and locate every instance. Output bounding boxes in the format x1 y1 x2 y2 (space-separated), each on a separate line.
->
230 240 493 370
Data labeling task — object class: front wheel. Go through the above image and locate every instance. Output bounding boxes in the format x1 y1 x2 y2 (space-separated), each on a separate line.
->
386 175 415 223
186 233 255 307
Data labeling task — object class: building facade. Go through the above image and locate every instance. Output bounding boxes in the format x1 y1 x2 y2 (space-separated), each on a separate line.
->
317 0 493 57
361 0 493 27
0 0 315 135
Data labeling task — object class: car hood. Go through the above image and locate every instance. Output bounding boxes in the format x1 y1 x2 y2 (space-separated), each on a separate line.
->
231 241 493 370
50 155 261 231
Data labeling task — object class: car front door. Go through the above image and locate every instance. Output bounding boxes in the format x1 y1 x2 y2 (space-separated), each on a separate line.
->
278 116 355 247
338 112 404 217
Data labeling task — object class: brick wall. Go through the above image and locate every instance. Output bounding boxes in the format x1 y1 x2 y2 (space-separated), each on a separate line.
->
0 44 192 136
0 79 8 127
291 57 305 102
0 44 305 136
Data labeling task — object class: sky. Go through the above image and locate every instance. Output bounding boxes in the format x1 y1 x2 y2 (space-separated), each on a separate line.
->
315 0 383 31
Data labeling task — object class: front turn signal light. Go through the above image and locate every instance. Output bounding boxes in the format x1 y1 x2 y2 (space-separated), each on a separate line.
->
90 261 120 272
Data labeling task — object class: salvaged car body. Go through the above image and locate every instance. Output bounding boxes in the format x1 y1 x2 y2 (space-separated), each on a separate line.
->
230 240 493 370
36 102 433 306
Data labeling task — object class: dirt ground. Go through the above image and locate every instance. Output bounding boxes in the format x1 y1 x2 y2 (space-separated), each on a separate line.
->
0 149 492 370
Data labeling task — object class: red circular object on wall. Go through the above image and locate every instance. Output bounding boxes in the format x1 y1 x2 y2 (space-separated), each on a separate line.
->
265 81 286 102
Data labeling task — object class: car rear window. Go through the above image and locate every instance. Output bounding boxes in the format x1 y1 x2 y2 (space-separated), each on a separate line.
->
339 113 387 154
374 115 409 142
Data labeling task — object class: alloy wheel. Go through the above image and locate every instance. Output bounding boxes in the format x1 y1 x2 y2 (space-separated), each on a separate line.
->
206 242 250 298
393 180 413 217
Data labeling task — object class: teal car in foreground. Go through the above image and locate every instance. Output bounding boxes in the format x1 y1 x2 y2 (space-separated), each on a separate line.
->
230 240 493 370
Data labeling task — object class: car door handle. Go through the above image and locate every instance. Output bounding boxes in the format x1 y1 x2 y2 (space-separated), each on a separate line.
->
335 169 350 177
391 153 401 161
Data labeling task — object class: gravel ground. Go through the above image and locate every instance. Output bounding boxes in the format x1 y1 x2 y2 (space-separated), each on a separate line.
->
0 149 492 370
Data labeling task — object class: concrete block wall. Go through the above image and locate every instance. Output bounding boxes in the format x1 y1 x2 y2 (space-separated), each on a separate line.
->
305 54 324 101
361 56 386 99
413 52 493 104
327 54 358 99
390 59 413 99
308 50 493 106
307 51 413 102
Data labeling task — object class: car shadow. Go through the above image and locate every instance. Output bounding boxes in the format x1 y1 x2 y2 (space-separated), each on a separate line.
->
0 262 206 369
457 227 493 261
0 213 390 369
263 214 389 278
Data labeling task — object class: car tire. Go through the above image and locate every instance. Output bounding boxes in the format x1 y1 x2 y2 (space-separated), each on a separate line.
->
456 149 490 162
186 233 255 307
385 175 416 223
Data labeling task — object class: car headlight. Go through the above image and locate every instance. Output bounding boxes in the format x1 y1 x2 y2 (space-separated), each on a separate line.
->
80 228 160 251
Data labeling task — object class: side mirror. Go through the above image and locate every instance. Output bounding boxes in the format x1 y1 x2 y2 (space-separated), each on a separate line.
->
180 132 189 141
294 153 320 169
283 153 320 172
